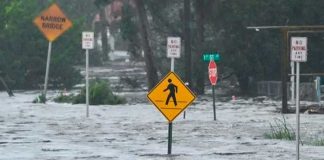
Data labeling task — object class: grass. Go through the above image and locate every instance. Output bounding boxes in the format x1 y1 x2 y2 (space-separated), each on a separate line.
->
313 139 324 146
309 138 324 146
53 93 75 103
264 115 295 140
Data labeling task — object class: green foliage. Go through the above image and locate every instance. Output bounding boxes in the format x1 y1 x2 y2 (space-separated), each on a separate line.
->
264 115 295 140
73 80 126 105
53 92 75 103
32 93 46 103
311 138 324 146
120 5 137 41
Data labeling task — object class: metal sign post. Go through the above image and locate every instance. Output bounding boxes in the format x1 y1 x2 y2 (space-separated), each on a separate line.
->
291 61 295 103
82 32 94 117
168 58 174 155
296 62 300 160
291 37 307 160
86 49 89 117
43 42 52 97
212 84 216 120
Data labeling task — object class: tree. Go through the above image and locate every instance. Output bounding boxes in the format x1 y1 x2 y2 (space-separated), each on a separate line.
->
184 0 192 91
192 0 206 94
133 0 158 90
94 0 112 62
0 0 94 90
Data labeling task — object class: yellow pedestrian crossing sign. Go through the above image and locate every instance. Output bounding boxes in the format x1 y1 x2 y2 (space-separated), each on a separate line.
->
147 72 196 122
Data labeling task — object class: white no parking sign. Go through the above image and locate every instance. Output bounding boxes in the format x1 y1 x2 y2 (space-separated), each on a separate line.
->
291 37 307 62
82 32 94 49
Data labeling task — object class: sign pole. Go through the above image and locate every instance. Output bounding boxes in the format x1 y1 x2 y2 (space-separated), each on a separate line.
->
212 85 216 120
168 121 172 154
86 49 90 117
183 82 189 119
168 57 174 155
291 61 295 103
296 62 300 160
171 58 175 72
43 41 52 98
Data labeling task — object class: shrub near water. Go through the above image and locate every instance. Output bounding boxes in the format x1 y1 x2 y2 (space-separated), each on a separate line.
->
308 138 324 146
264 115 295 140
313 139 324 146
54 93 75 103
32 93 46 103
73 80 126 105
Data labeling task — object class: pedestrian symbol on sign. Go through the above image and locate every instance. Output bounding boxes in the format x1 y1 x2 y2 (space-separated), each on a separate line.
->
163 79 178 106
147 72 196 122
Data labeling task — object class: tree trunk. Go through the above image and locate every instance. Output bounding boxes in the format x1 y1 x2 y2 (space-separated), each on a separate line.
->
134 0 158 90
0 76 14 97
99 8 109 61
194 0 205 94
237 74 249 95
184 0 192 89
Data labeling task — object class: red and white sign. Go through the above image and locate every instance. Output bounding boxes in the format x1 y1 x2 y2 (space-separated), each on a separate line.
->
167 37 181 58
82 32 94 49
208 60 218 85
291 37 307 62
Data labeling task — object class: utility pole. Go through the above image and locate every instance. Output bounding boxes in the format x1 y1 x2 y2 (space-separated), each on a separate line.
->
282 29 289 113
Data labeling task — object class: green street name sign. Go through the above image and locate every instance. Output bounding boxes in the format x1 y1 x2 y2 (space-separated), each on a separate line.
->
202 52 220 62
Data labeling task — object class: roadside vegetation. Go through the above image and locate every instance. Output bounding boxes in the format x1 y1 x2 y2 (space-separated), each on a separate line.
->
54 80 126 105
311 139 324 146
264 115 295 140
32 93 46 103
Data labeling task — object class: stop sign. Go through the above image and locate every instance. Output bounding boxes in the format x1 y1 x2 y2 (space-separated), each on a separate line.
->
208 60 218 85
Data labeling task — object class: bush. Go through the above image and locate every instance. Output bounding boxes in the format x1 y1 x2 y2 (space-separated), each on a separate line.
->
32 93 46 103
264 115 295 140
73 80 126 105
309 138 324 146
53 93 75 103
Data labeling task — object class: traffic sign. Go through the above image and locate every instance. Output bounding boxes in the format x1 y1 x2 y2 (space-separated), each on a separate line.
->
167 37 181 58
208 60 218 85
82 32 94 49
147 72 196 122
203 52 220 62
33 3 73 42
291 37 307 62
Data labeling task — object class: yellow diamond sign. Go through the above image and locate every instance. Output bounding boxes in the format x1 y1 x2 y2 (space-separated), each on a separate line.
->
147 72 196 122
33 3 72 42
